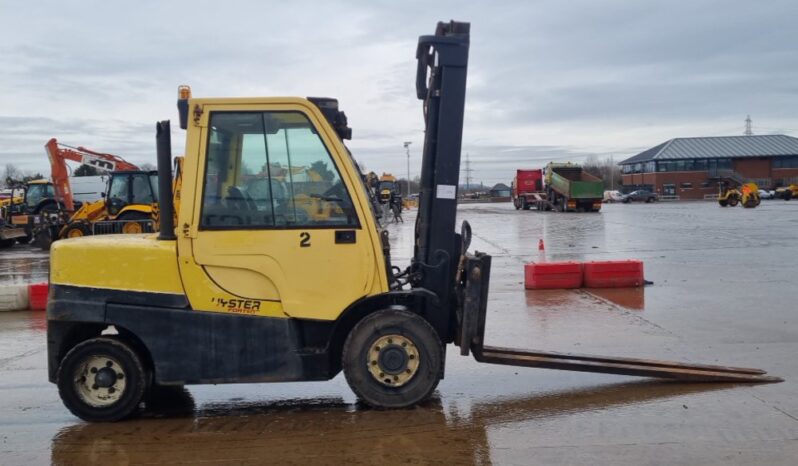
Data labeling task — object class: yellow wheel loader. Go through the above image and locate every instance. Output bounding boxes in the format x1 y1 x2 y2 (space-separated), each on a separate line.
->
718 182 760 208
46 22 779 422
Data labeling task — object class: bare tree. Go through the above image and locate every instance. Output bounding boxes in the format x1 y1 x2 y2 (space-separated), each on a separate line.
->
583 155 621 190
2 163 21 187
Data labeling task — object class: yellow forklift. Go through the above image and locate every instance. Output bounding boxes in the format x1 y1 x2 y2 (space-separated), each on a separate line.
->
46 22 779 422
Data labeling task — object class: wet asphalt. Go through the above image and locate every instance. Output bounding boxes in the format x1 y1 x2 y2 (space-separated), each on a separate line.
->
1 200 797 465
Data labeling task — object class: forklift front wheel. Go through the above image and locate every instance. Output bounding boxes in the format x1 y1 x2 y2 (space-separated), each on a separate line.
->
57 337 148 422
342 309 443 409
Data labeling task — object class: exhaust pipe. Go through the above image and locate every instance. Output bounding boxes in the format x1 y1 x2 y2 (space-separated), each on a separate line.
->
156 121 177 241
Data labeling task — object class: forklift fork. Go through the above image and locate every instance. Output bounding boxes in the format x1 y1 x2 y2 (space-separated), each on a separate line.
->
456 253 782 384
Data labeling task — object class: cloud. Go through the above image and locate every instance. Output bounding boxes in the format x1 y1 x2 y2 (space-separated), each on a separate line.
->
1 0 797 185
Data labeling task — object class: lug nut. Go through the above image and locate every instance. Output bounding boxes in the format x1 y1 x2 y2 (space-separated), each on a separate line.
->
90 367 98 374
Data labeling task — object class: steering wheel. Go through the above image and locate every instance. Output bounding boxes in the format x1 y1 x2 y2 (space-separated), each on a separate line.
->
226 186 251 211
322 182 347 201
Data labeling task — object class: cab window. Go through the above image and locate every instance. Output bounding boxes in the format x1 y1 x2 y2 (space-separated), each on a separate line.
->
108 176 129 202
201 111 358 229
26 184 50 207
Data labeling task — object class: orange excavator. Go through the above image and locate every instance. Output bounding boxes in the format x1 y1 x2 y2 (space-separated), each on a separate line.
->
43 138 140 212
31 139 159 248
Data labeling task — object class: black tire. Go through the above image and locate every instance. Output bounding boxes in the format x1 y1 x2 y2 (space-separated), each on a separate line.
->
342 309 443 409
728 197 739 207
34 227 54 250
513 199 520 210
0 238 14 249
16 234 33 245
57 337 148 422
785 190 793 201
62 222 92 239
521 198 530 210
719 199 728 207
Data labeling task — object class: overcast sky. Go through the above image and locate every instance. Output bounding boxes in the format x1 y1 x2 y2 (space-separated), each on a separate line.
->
2 0 797 185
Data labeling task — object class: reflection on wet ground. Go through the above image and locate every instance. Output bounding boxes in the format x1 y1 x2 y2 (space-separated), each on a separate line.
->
0 245 48 285
525 288 645 311
49 381 738 466
2 202 798 464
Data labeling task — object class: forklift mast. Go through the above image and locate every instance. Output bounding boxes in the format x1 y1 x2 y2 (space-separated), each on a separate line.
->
412 21 471 340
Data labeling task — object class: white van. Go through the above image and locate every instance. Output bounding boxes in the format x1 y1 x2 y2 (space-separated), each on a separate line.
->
69 175 108 203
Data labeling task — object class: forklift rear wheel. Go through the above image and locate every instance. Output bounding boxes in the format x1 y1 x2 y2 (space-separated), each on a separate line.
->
57 337 148 422
342 309 443 408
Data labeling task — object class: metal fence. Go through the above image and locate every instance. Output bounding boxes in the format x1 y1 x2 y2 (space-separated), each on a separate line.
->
92 220 156 235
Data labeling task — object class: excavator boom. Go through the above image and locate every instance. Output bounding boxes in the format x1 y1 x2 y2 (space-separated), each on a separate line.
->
43 138 140 211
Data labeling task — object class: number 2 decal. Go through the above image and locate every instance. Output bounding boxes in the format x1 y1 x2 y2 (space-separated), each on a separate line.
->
299 232 311 248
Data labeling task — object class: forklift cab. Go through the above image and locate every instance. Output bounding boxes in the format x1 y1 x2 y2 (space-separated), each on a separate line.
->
105 171 159 216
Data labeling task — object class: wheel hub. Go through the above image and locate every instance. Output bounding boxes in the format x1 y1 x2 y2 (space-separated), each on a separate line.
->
74 355 127 407
367 335 419 387
94 367 117 388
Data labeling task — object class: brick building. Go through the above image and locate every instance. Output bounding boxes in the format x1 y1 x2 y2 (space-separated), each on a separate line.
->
619 135 798 199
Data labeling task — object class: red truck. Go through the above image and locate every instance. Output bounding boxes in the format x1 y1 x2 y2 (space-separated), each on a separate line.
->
511 169 545 210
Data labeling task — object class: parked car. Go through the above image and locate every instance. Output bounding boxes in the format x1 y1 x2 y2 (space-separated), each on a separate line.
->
758 189 775 200
622 190 658 203
603 190 623 203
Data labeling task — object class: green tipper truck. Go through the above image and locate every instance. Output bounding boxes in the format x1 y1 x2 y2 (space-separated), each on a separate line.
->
544 162 604 212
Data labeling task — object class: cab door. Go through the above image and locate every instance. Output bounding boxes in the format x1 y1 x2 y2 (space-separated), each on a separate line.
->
177 103 379 321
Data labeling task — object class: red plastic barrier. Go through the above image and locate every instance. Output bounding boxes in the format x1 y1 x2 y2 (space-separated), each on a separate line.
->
583 260 644 288
28 282 49 311
525 262 583 290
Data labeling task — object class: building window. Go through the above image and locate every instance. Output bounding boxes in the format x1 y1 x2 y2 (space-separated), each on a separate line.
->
680 182 693 190
701 180 711 188
774 155 798 168
717 158 732 170
662 183 676 196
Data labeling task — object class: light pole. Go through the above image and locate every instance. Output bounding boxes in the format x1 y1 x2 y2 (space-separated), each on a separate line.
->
403 141 412 196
